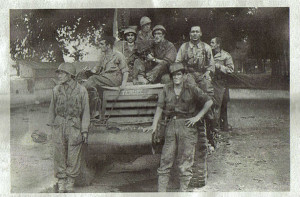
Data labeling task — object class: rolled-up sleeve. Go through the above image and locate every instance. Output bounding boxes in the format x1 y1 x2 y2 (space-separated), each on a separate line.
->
220 53 234 74
175 44 185 63
206 46 215 73
81 87 90 132
190 84 211 105
118 53 129 74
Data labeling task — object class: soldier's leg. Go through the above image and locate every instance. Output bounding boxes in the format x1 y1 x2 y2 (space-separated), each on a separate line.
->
176 120 198 192
190 123 208 188
65 127 83 193
133 58 148 84
157 121 177 192
220 88 230 131
53 126 67 193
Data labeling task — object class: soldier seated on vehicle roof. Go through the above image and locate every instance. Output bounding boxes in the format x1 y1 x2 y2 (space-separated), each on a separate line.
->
132 25 177 85
82 36 129 118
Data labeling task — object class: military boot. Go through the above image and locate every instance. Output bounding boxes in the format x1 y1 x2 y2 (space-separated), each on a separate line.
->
65 177 75 193
57 178 66 193
158 175 170 192
179 177 191 192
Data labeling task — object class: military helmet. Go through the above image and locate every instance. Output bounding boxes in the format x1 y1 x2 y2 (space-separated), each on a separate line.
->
56 63 76 76
169 63 185 74
152 25 167 35
140 16 152 26
124 27 137 35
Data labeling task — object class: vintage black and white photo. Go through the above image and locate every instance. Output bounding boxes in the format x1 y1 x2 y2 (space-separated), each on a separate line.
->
8 7 291 193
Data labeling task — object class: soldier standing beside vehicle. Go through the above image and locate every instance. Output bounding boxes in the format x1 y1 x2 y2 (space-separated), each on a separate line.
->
83 36 129 117
210 37 234 132
144 63 213 192
47 63 90 193
133 25 177 84
115 27 138 82
176 25 217 186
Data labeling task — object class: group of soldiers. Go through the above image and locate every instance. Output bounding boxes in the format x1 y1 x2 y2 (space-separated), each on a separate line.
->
47 16 234 192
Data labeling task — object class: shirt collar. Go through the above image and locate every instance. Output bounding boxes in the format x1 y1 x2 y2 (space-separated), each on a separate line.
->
188 41 202 48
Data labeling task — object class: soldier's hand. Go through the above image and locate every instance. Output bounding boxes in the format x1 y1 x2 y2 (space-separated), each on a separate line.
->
146 73 154 82
143 126 156 134
146 54 154 61
185 116 202 127
82 132 88 144
215 63 221 70
204 71 212 81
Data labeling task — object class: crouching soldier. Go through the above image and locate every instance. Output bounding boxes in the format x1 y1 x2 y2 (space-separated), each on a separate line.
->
133 25 177 84
144 63 213 192
47 63 90 193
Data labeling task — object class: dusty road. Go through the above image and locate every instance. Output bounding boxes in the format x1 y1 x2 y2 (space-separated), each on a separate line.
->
10 91 289 193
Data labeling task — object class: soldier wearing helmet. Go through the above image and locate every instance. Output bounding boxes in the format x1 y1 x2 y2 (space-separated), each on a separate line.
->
137 16 153 42
132 25 177 84
144 62 213 192
48 62 90 193
115 27 138 82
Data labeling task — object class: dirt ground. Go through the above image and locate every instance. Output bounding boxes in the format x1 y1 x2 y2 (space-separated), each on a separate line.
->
10 92 289 193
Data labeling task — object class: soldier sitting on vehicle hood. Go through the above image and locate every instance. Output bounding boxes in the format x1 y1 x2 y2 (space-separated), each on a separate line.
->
83 36 129 118
132 25 177 84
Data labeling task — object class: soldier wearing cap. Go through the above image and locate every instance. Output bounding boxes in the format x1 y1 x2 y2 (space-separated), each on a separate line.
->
210 37 234 132
47 63 90 193
83 36 129 117
132 25 177 84
115 27 138 82
137 16 154 42
144 63 213 192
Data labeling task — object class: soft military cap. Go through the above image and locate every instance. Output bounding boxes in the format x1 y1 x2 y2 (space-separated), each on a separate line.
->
124 27 137 35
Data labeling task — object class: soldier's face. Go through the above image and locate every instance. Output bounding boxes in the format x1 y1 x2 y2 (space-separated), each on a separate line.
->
190 26 202 41
142 23 151 32
210 38 219 50
99 40 109 52
57 71 71 84
172 71 184 85
153 30 165 43
125 33 136 43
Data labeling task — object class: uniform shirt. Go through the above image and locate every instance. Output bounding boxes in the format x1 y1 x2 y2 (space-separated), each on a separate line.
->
157 82 211 117
114 41 137 66
153 39 177 65
48 80 90 132
176 41 215 74
94 50 129 75
213 49 234 74
136 30 153 42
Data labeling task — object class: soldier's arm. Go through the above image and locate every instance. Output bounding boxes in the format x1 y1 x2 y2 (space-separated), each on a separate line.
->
186 85 213 127
47 89 56 126
219 54 234 74
81 87 90 133
205 46 215 74
175 44 185 62
119 53 129 86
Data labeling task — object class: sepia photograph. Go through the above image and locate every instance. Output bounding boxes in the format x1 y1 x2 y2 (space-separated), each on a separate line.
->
8 7 290 193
